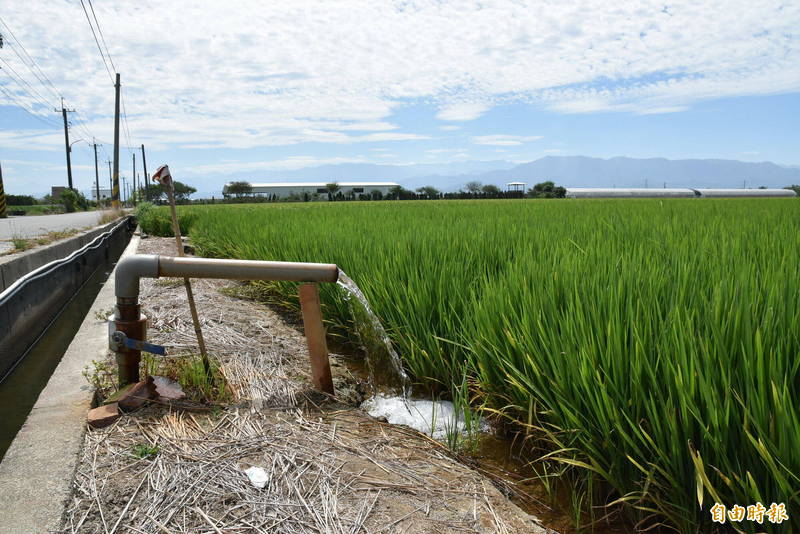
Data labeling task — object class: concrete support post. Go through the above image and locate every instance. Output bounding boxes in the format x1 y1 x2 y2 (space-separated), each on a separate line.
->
298 283 334 395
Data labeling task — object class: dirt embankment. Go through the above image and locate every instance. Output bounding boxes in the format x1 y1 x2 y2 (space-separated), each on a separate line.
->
60 237 548 534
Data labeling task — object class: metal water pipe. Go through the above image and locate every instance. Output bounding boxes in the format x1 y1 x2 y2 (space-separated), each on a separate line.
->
112 254 339 391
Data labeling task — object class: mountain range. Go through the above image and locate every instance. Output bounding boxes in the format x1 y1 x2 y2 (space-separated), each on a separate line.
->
187 156 800 198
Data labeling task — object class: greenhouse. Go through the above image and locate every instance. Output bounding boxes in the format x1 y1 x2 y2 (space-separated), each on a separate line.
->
565 188 696 198
566 188 797 198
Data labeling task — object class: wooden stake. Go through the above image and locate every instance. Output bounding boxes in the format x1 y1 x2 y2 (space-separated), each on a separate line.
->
165 180 211 377
298 283 334 395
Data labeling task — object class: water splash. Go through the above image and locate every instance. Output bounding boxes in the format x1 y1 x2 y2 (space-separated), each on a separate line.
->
336 269 410 396
362 394 484 441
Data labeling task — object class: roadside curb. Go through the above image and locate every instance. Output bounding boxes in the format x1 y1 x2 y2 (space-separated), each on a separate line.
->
0 217 124 293
0 233 140 534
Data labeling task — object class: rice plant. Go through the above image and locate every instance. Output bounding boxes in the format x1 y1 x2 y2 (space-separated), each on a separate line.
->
140 198 799 533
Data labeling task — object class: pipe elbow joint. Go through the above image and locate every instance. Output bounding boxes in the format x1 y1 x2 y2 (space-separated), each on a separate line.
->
115 254 160 300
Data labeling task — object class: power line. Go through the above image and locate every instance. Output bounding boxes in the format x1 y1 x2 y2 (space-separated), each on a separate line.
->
0 56 56 110
87 0 117 73
0 15 101 142
0 42 59 104
120 89 134 153
1 57 98 140
76 0 135 155
0 84 59 128
0 15 62 101
72 109 97 140
79 0 114 83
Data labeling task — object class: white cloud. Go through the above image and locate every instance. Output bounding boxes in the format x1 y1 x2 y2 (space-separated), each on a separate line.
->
331 121 399 132
439 125 461 131
426 148 466 154
0 0 797 149
436 103 490 121
0 129 65 151
357 132 429 142
185 156 371 174
472 135 543 146
635 106 690 115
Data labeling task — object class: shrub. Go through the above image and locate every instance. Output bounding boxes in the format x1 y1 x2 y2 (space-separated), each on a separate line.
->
135 202 197 236
6 194 36 206
59 189 89 212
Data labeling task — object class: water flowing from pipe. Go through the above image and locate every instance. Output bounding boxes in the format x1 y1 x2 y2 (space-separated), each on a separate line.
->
336 269 484 443
336 269 410 397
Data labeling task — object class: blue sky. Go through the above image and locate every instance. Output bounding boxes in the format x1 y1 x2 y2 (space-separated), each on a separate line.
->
1 1 799 196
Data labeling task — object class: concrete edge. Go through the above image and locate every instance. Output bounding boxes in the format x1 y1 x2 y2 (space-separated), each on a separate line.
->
0 233 141 534
0 217 126 293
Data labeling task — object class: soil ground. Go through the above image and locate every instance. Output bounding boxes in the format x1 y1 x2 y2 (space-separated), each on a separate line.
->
59 236 551 534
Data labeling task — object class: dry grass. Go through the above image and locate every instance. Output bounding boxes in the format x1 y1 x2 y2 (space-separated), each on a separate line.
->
1 228 83 256
61 408 545 534
98 208 125 225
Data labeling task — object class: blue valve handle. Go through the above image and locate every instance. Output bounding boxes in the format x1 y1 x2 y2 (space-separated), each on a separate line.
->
122 335 166 355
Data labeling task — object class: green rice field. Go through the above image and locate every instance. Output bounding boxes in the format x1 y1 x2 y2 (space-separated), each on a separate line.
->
139 199 799 533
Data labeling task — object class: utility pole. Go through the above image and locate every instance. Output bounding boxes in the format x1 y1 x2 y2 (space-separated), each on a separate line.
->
122 176 127 204
55 98 76 190
132 152 137 206
107 160 112 194
140 144 148 201
0 35 5 216
0 161 7 219
112 73 121 208
93 140 100 207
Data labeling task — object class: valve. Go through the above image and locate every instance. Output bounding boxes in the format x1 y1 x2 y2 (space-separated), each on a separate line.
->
109 330 166 355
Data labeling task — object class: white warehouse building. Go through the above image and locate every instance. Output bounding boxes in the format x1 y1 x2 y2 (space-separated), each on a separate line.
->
223 181 399 200
90 188 113 201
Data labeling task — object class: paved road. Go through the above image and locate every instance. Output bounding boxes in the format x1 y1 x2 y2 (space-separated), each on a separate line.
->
0 211 103 240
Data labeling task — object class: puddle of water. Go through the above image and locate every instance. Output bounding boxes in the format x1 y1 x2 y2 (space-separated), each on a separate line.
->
0 260 115 460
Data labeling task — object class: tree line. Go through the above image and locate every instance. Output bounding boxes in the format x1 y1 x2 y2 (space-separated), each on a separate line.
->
223 180 567 202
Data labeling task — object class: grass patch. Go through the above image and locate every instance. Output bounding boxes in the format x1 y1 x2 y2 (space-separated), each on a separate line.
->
131 443 159 459
82 359 118 401
11 236 31 251
8 204 64 216
135 201 197 236
143 353 232 405
4 228 83 255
